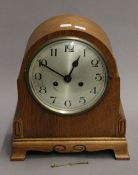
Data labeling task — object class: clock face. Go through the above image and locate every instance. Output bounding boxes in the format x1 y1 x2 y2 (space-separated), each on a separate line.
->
28 37 108 114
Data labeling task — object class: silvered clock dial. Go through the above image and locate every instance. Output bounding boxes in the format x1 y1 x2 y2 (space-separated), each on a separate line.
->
28 37 108 114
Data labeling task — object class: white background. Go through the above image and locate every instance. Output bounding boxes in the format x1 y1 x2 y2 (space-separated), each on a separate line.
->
0 0 138 174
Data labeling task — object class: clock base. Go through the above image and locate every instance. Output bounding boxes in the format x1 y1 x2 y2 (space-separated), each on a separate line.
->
11 137 129 161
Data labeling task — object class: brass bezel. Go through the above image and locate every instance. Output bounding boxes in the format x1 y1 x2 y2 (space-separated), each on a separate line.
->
27 36 110 115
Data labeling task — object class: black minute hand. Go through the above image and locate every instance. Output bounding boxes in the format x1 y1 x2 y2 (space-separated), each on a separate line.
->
46 65 64 78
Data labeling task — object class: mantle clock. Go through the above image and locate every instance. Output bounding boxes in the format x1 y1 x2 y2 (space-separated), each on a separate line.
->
11 15 129 160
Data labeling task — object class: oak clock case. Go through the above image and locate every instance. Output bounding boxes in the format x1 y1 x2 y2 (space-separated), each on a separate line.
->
11 15 129 161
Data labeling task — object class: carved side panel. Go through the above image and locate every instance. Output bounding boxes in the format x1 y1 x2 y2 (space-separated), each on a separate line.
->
117 117 126 137
116 102 126 137
13 119 24 138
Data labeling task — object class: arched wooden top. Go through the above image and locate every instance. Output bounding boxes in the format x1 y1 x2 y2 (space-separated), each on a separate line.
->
26 14 112 53
21 15 119 78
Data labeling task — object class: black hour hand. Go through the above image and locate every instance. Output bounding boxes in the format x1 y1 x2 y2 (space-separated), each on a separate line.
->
64 56 80 83
72 56 80 67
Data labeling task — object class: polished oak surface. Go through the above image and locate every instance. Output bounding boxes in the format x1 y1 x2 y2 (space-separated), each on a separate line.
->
11 15 129 160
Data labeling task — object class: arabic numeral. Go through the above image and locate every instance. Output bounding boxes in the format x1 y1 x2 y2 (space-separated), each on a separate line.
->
90 87 97 94
64 100 71 107
95 73 102 81
91 59 99 67
50 48 57 56
83 49 86 57
79 97 86 104
39 87 47 94
50 96 56 103
34 73 42 80
65 44 74 52
38 59 47 67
